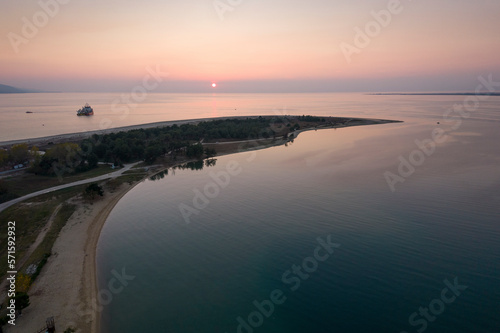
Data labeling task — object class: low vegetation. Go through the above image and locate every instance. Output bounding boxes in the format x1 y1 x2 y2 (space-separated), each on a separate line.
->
0 116 340 203
83 183 104 202
0 165 117 203
0 192 79 327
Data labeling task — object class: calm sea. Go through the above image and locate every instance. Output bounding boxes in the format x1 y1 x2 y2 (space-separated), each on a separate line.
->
91 94 500 332
2 92 500 142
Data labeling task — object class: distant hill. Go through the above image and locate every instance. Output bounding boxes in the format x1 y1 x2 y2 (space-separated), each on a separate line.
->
0 84 40 93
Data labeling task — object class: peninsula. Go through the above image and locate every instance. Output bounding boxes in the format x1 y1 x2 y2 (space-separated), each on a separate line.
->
0 115 401 332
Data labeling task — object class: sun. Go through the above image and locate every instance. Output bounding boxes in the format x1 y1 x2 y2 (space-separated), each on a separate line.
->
212 83 217 88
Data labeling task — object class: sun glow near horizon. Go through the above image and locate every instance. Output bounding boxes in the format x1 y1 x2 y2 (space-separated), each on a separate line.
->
0 0 499 92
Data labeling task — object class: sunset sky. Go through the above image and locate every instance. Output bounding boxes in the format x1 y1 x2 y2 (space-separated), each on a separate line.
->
1 0 499 92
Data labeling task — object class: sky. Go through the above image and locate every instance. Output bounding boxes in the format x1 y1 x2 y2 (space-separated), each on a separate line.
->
1 0 500 93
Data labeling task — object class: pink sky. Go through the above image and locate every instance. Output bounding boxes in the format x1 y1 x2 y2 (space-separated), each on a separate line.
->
1 0 499 92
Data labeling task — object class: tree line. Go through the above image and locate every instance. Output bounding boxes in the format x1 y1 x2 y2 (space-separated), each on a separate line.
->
0 117 292 177
0 116 333 179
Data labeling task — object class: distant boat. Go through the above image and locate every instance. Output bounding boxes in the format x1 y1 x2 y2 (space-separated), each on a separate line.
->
77 103 94 116
26 111 33 113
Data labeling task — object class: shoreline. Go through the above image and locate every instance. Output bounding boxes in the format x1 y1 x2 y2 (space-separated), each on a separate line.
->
3 181 140 333
85 181 141 333
0 116 260 148
0 116 401 148
3 116 401 332
91 117 400 333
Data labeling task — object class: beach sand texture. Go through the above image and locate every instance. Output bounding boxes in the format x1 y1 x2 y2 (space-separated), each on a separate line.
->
4 182 136 333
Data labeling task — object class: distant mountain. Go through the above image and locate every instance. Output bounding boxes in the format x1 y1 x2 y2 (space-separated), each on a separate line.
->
0 84 41 93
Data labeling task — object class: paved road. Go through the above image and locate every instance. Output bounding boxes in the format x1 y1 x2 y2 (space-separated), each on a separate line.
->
0 167 29 179
0 162 141 213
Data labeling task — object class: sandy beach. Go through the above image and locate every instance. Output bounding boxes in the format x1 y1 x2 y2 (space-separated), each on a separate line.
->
4 181 137 333
0 116 398 149
0 116 256 148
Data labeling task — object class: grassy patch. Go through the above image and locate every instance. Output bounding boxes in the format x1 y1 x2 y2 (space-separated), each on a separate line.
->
104 173 146 193
0 185 85 281
29 253 50 282
116 173 147 184
20 203 77 274
121 169 145 175
0 165 115 203
0 201 59 277
0 186 82 323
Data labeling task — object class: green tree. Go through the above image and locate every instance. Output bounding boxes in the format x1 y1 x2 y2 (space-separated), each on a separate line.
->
9 143 29 164
30 146 42 168
83 183 104 201
0 149 8 166
94 143 108 159
186 143 204 159
33 154 56 175
131 144 145 160
87 153 99 169
113 143 132 162
205 158 217 168
47 143 82 170
144 144 163 164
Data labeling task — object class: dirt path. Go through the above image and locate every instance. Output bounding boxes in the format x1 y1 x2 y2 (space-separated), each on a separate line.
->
0 203 62 312
4 182 136 333
18 204 62 271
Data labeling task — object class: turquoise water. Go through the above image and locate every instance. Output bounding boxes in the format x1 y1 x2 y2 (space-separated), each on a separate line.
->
96 96 500 332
